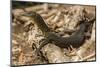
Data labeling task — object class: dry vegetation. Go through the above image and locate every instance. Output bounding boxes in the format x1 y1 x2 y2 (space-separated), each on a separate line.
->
12 2 96 66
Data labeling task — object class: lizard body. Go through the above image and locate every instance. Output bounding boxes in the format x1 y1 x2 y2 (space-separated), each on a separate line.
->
22 12 95 55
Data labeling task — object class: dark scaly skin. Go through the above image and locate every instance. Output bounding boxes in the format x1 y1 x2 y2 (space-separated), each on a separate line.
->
36 22 86 53
22 12 95 55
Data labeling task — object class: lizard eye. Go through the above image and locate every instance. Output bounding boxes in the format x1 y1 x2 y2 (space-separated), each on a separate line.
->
27 12 33 16
28 12 37 17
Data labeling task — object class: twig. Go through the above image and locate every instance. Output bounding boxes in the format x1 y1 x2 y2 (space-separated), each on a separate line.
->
81 52 95 61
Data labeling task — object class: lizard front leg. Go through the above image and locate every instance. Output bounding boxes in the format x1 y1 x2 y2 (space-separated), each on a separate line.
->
36 38 50 56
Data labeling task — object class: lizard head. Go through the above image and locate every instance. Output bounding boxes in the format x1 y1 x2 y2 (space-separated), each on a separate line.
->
22 12 41 20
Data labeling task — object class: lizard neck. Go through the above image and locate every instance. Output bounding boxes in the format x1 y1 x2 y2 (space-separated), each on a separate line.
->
32 13 51 36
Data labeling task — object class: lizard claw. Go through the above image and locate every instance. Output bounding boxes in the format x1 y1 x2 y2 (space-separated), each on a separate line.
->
32 43 37 50
67 45 77 56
